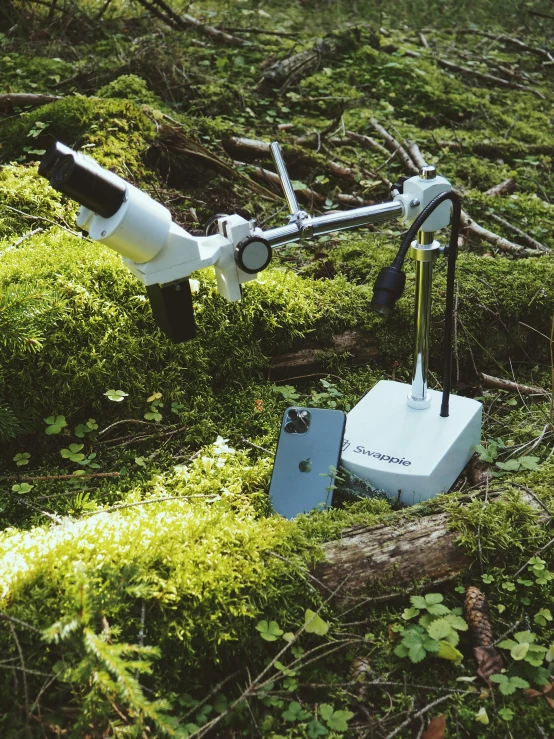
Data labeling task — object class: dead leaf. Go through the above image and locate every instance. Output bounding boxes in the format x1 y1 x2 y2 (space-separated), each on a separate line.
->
473 646 504 687
545 696 554 711
526 688 544 701
422 714 446 739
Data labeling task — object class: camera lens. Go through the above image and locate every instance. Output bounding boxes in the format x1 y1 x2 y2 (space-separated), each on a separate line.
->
288 409 298 419
285 422 296 433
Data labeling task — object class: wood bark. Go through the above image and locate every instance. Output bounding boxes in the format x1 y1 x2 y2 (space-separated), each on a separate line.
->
313 490 545 592
479 372 549 397
0 93 61 108
484 178 517 197
270 329 380 380
314 513 467 591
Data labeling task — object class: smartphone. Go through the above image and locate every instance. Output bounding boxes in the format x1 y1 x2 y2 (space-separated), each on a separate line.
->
269 407 346 519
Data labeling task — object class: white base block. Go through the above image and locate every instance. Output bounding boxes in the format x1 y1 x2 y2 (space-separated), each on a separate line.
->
342 380 482 505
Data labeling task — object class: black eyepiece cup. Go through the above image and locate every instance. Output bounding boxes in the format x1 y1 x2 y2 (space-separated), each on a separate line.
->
371 266 406 316
49 152 126 219
38 142 73 179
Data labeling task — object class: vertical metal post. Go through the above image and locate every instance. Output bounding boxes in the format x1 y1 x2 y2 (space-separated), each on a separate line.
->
407 230 439 409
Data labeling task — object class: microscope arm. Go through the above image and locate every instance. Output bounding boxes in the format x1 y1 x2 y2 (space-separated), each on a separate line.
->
39 141 451 342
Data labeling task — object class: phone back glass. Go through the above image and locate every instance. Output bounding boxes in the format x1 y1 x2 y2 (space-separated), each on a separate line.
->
269 407 346 519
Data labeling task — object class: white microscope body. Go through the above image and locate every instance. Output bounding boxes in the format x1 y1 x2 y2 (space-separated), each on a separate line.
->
40 141 481 503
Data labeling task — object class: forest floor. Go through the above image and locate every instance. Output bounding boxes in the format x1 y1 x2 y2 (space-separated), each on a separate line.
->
0 1 554 736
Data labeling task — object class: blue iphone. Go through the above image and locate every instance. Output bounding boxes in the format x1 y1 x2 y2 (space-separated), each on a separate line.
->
269 407 347 519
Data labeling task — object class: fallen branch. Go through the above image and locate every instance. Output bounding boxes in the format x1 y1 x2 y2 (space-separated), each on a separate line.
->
0 93 62 108
135 0 250 47
484 178 517 197
435 56 545 98
369 119 419 174
479 372 549 397
159 124 279 202
406 142 427 170
345 130 389 158
461 211 541 257
488 213 551 253
240 162 325 205
423 28 554 64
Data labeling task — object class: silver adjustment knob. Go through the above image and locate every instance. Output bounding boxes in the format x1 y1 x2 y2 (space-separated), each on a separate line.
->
419 165 437 180
235 236 272 274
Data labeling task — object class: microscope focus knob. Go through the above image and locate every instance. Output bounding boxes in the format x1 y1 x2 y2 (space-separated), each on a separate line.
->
234 236 272 275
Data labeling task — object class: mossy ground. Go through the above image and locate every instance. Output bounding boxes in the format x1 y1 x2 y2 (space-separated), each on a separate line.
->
0 1 553 736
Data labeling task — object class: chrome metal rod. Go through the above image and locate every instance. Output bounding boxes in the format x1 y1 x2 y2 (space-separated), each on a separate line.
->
261 200 404 248
410 231 434 403
270 142 300 216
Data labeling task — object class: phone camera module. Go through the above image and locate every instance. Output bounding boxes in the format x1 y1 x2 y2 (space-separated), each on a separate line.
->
284 421 297 434
288 409 299 419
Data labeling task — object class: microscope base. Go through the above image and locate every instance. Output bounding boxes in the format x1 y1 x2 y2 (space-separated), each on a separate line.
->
341 380 482 504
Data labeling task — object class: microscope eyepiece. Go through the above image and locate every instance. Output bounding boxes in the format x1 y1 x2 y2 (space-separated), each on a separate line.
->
37 141 73 178
49 151 126 219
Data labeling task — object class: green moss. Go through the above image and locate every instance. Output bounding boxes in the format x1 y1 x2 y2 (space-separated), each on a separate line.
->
0 163 71 238
96 74 158 105
0 95 155 178
0 451 321 732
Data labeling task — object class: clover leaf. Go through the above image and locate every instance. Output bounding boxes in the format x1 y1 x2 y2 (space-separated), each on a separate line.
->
255 619 283 642
12 483 33 494
104 389 128 402
60 443 86 463
44 415 67 435
13 452 30 467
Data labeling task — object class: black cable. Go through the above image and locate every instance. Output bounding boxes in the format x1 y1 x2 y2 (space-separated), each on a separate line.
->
390 191 462 418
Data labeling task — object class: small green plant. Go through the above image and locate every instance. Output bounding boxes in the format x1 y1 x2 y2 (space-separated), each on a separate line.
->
12 483 33 494
74 418 98 438
474 439 541 473
497 631 548 665
44 414 67 435
273 384 301 403
13 452 30 467
144 392 163 421
60 444 86 463
528 557 554 585
534 609 553 626
394 593 467 664
104 389 128 402
256 620 284 642
489 672 530 695
310 379 343 409
498 707 515 722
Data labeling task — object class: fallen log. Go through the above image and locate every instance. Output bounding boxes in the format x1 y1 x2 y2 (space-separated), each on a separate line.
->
313 489 546 592
0 93 61 108
270 329 380 380
314 513 466 591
